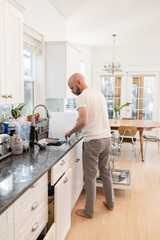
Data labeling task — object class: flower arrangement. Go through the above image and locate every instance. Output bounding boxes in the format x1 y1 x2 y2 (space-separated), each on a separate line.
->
111 102 132 119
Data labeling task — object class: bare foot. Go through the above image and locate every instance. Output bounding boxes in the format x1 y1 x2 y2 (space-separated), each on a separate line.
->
103 201 113 210
75 209 92 219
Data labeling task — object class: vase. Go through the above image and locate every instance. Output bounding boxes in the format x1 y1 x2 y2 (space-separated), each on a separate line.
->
113 112 119 123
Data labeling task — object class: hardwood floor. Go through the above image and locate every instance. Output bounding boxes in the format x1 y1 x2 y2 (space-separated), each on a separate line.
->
66 141 160 240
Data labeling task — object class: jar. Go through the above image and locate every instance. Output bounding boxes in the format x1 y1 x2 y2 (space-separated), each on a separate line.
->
11 134 23 155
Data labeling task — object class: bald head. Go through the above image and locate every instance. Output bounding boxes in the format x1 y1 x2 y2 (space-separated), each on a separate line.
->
68 73 88 96
68 73 85 85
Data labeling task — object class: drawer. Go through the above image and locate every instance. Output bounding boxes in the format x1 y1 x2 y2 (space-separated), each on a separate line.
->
15 188 48 239
14 173 48 220
0 205 13 236
20 205 48 240
44 223 56 240
51 153 69 185
1 224 14 240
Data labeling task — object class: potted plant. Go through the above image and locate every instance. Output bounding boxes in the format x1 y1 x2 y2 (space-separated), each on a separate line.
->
27 113 40 122
35 113 40 121
27 114 33 122
111 102 132 123
11 102 27 119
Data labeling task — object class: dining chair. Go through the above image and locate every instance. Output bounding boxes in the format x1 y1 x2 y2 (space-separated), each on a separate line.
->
143 135 160 157
118 126 138 158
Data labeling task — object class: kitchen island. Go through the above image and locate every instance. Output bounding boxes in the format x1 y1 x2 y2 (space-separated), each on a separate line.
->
0 135 83 240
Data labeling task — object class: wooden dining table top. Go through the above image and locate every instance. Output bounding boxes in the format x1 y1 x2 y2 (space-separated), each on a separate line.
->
109 119 160 131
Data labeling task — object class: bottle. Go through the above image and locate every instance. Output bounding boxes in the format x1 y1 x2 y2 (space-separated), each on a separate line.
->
3 122 9 134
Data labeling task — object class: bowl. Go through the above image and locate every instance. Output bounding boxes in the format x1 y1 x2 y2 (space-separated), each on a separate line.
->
37 143 47 150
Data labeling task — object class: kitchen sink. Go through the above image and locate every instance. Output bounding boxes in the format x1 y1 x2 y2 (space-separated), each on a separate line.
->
45 138 67 146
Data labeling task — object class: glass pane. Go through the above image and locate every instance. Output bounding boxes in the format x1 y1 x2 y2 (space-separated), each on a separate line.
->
132 76 154 120
101 76 121 119
23 81 34 116
24 49 33 76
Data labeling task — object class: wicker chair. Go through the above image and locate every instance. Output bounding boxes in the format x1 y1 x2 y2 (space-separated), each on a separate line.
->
118 126 137 158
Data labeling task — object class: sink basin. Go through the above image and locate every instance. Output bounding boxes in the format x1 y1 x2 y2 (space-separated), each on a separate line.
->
45 138 67 146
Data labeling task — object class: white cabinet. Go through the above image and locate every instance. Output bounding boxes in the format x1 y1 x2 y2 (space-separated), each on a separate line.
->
14 173 48 240
54 168 72 240
0 205 14 240
50 153 71 240
0 0 24 104
75 140 83 203
45 41 81 99
69 140 83 209
43 223 56 240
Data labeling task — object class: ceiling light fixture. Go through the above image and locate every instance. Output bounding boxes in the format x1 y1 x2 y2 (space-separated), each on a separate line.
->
103 34 122 74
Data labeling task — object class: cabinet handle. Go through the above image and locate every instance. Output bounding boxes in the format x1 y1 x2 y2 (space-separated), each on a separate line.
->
75 158 80 163
32 222 39 232
31 201 38 210
63 177 68 183
8 94 13 98
31 182 38 188
60 160 65 166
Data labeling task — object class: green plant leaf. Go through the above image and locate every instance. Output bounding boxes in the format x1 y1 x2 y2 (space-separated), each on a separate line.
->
17 102 27 111
118 102 132 111
111 103 117 111
11 109 17 119
111 102 132 114
11 102 27 119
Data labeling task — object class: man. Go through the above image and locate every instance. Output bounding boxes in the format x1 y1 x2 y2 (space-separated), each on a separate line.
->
65 73 114 219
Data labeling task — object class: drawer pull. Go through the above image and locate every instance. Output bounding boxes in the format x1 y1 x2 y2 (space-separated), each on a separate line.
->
8 94 13 98
60 160 65 166
31 182 38 188
63 177 68 183
75 158 80 163
32 222 38 232
31 201 38 210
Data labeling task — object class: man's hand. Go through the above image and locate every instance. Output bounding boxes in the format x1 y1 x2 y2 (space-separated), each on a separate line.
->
65 130 72 140
65 107 87 140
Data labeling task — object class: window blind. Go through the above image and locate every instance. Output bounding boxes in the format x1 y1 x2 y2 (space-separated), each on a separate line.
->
23 24 43 55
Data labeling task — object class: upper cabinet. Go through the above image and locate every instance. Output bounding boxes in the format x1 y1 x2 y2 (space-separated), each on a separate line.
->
45 41 81 99
0 0 24 104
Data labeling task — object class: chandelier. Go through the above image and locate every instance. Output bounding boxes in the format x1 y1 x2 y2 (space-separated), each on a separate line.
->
103 34 122 74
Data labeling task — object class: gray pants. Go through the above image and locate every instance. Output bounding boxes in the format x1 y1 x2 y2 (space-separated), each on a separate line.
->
83 137 114 218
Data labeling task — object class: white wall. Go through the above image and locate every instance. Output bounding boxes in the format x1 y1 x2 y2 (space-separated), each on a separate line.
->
92 45 160 67
21 0 66 41
75 44 93 87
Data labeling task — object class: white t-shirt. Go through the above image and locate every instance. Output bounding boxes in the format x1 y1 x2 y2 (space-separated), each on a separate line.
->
76 87 111 142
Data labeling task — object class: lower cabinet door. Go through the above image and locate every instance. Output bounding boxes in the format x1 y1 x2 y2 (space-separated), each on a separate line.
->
1 224 14 240
54 168 72 240
44 223 56 240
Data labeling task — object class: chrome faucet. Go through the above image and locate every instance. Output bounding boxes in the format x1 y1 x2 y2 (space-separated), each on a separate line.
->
32 104 51 127
30 104 51 148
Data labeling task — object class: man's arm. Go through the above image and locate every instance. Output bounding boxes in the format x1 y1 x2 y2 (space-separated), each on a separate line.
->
65 107 87 139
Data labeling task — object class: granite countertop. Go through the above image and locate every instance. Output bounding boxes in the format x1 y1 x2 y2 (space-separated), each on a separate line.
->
0 135 83 215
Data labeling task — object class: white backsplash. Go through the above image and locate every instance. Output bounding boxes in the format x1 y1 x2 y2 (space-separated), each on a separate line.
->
49 112 78 140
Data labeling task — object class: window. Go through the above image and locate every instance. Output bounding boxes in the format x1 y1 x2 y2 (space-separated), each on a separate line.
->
23 49 36 115
131 75 155 120
101 76 121 118
23 24 43 116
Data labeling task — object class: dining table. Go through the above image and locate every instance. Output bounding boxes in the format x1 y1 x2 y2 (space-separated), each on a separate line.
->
109 119 160 162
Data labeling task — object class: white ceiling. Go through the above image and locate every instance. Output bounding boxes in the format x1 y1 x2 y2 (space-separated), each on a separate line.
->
49 0 160 47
